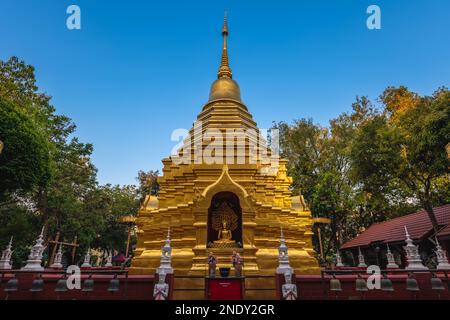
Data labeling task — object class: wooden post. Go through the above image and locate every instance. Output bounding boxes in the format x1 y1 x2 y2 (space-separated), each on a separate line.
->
48 231 61 266
313 217 331 263
317 226 324 260
125 226 131 257
48 234 80 266
71 236 78 262
119 215 136 258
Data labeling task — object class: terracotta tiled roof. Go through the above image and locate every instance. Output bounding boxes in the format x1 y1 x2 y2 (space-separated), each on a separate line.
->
341 204 450 249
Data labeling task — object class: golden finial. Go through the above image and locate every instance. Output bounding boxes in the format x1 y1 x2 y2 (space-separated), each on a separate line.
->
218 11 232 79
222 11 228 36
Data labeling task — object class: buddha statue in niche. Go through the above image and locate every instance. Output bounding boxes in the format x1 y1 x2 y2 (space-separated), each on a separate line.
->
210 201 239 248
217 220 233 242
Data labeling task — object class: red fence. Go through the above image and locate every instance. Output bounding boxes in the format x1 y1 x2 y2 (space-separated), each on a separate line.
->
0 269 155 300
284 269 450 300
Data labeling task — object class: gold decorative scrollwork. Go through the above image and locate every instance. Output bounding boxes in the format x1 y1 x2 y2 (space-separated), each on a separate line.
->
211 202 238 232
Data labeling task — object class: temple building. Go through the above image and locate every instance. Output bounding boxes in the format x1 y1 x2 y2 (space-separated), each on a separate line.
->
130 15 319 298
340 204 450 268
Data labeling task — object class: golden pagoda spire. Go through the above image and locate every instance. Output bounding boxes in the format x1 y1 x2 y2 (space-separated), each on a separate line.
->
218 11 232 79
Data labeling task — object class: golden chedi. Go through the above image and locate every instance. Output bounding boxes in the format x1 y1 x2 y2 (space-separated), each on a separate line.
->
130 15 319 298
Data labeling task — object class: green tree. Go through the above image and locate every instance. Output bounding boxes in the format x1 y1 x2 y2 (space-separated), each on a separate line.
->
352 87 450 231
274 95 422 262
0 98 52 200
83 184 140 253
0 56 142 266
137 169 160 201
273 113 357 258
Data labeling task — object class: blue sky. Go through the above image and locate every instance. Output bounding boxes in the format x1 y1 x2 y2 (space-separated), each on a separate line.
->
1 0 449 185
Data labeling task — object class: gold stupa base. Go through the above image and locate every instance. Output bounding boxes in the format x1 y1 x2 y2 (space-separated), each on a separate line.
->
208 241 240 248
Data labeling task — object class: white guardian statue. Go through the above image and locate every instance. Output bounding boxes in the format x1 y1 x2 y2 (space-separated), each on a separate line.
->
153 271 169 300
281 272 297 300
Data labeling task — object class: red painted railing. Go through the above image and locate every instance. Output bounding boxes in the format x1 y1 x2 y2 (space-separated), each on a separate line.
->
277 269 450 300
0 268 155 300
